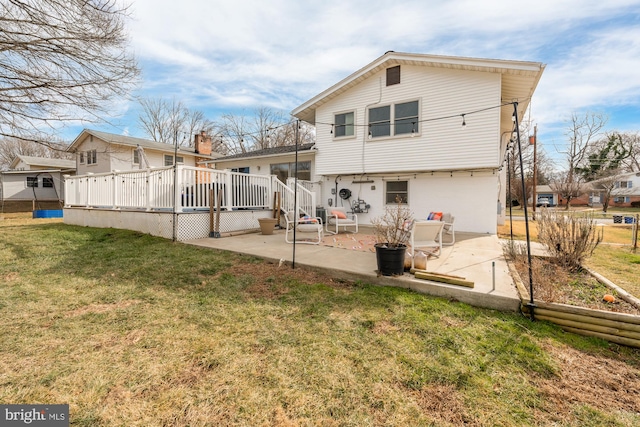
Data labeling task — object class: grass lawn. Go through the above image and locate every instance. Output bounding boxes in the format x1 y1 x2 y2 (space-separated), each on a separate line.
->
1 216 640 426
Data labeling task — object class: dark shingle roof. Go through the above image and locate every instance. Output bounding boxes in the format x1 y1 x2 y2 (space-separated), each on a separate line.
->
214 143 315 161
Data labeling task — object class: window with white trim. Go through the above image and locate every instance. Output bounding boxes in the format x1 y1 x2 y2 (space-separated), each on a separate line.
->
133 149 139 164
334 112 354 138
79 152 85 164
368 100 419 139
164 155 184 166
87 149 97 165
385 180 408 204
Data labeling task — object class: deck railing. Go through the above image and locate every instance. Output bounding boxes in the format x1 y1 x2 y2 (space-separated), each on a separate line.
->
65 166 315 214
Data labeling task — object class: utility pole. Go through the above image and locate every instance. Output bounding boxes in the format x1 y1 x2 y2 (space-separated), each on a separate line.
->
531 125 537 219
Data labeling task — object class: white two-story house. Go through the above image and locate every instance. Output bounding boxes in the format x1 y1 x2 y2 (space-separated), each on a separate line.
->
291 51 545 234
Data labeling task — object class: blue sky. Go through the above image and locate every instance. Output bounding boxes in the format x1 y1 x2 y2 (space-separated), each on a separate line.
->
65 0 640 166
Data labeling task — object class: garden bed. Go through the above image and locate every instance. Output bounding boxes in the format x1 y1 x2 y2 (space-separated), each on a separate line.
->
509 256 640 347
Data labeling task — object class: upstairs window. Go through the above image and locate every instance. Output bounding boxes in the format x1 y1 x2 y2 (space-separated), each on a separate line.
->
334 112 354 138
26 177 38 188
133 149 139 164
231 167 250 173
386 65 400 86
79 152 85 164
394 101 419 135
43 177 54 188
368 100 420 139
87 149 97 165
369 106 391 138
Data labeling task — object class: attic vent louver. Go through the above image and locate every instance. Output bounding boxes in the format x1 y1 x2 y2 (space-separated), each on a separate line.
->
386 65 400 86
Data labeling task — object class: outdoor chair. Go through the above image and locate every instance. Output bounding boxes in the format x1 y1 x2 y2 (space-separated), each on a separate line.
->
326 206 358 234
410 220 444 269
440 213 455 246
284 210 323 244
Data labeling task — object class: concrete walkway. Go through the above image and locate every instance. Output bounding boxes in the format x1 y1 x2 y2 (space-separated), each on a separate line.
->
184 227 524 312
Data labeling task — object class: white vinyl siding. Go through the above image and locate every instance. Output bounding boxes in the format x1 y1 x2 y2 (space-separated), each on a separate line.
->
314 65 501 176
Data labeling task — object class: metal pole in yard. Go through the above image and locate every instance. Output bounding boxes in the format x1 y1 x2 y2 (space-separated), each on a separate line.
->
292 120 299 269
513 102 535 321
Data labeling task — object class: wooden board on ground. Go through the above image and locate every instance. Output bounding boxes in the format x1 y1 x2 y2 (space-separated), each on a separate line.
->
414 271 474 288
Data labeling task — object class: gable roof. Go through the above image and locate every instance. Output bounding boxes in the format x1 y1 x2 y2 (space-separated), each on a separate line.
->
10 155 76 170
67 129 221 159
291 51 546 124
212 143 316 163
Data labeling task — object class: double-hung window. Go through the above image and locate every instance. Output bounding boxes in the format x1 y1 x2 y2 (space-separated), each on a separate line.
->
369 106 391 138
368 100 419 139
334 112 354 138
394 101 419 135
164 155 184 166
87 149 97 165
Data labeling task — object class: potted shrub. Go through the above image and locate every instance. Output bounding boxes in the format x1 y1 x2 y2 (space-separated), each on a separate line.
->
372 200 413 276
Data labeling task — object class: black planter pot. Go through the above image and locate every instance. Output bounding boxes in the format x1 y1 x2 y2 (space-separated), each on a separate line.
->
374 243 407 276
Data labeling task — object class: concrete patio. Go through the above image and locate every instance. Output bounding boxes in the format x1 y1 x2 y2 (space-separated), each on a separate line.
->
184 226 526 312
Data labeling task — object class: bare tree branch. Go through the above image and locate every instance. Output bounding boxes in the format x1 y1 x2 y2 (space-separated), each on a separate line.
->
137 97 215 147
0 0 139 140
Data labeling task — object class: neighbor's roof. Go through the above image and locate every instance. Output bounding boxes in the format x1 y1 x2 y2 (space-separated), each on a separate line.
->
291 51 546 125
67 129 221 159
211 143 315 163
10 155 76 170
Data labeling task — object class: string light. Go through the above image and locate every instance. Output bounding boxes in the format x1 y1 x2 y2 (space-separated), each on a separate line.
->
322 99 528 135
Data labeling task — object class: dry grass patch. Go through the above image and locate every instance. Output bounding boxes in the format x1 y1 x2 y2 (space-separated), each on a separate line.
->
533 340 640 424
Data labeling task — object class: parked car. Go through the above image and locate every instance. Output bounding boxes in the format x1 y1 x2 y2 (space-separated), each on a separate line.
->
536 197 550 207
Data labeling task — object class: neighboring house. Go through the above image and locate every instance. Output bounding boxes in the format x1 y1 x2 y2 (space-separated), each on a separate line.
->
67 129 221 175
1 155 76 212
290 51 545 234
588 171 640 208
534 185 559 206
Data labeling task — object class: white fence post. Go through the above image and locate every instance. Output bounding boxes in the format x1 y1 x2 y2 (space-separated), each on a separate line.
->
224 170 233 211
174 165 183 213
86 173 92 208
145 168 151 211
112 172 117 209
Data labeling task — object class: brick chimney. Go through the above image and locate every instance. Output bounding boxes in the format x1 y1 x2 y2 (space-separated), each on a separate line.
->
194 130 212 155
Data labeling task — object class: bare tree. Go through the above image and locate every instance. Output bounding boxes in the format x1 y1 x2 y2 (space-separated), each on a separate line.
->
0 136 70 170
137 97 215 146
0 0 139 144
619 131 640 172
552 112 607 209
215 108 314 155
